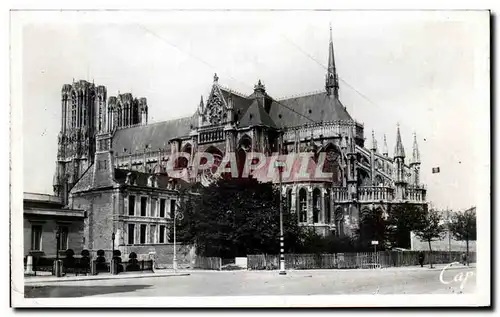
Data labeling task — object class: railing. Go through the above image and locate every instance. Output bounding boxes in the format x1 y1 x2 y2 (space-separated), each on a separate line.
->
198 128 225 144
358 186 394 202
332 187 349 202
283 120 363 143
247 251 476 270
406 187 426 202
115 259 154 273
194 256 222 270
24 256 91 276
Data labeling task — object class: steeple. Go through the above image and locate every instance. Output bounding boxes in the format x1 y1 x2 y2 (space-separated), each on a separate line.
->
394 123 405 158
198 95 204 113
382 134 388 157
370 130 377 152
411 132 420 164
325 23 339 98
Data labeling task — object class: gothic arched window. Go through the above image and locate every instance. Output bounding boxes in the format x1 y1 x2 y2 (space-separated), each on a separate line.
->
71 92 77 128
286 188 292 213
298 188 307 223
335 207 344 237
312 188 321 223
325 188 331 223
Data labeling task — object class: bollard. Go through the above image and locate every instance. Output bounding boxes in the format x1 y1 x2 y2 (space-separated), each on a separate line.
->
90 260 97 275
25 255 34 275
53 260 63 277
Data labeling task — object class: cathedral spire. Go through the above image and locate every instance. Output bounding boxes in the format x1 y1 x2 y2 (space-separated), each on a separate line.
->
383 134 388 157
370 130 377 152
325 23 339 97
394 123 405 158
412 132 420 164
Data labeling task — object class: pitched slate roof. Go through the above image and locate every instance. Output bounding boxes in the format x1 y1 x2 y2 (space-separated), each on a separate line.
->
268 92 353 128
238 99 277 128
112 116 197 154
111 86 355 156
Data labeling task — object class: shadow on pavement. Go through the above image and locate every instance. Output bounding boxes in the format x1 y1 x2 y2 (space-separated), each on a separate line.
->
24 285 151 298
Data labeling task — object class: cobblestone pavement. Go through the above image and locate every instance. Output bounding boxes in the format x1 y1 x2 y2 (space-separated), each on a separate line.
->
24 265 476 298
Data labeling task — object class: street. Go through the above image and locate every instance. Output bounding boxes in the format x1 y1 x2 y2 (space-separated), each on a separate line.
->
24 265 476 298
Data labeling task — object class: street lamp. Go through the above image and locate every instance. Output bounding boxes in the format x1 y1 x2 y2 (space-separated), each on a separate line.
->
112 232 116 256
55 227 61 261
274 159 286 275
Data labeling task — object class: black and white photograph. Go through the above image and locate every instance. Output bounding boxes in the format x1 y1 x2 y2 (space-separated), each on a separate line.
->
9 7 490 308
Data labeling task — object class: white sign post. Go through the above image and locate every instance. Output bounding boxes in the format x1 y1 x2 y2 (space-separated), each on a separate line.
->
371 240 379 253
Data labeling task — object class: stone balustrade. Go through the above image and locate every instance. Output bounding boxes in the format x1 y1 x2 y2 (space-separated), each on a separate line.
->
358 186 394 202
406 187 426 202
332 187 349 202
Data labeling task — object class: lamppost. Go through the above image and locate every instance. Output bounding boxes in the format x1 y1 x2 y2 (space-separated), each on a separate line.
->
55 227 61 261
112 232 116 256
173 201 178 273
274 159 286 275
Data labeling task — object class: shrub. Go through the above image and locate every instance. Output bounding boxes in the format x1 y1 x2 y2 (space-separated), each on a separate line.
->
81 249 90 257
65 249 75 257
129 252 137 259
113 250 122 257
97 249 105 257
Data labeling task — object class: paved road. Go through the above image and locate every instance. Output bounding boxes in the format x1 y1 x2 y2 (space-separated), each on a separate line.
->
24 266 476 298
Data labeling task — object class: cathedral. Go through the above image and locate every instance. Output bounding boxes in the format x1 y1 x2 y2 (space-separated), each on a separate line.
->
52 27 427 254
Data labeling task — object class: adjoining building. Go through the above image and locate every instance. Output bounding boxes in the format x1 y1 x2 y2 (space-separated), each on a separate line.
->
23 192 86 258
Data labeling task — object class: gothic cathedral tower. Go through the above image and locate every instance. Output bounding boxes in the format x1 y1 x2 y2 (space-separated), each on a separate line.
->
53 80 106 204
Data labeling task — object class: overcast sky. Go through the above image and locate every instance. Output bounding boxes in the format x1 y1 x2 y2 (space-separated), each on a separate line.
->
19 10 489 211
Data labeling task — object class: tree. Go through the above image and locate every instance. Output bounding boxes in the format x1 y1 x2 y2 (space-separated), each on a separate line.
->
176 178 303 258
386 203 427 249
449 207 477 266
356 207 390 251
414 209 446 268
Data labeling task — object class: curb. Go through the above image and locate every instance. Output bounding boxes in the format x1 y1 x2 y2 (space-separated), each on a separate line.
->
25 273 190 285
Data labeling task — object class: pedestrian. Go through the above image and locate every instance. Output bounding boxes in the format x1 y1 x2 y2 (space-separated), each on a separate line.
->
418 251 425 267
461 253 467 266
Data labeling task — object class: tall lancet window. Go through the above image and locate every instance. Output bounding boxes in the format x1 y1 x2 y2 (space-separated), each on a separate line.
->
82 101 87 126
98 98 103 131
71 93 77 128
124 103 129 126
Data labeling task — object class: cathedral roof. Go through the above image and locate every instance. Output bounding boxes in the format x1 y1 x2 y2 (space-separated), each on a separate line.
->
238 99 277 128
268 92 353 128
112 116 196 155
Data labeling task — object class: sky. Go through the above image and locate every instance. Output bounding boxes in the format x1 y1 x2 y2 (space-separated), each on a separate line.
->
18 10 489 211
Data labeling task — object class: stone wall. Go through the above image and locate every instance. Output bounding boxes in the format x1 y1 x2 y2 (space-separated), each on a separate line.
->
71 189 117 251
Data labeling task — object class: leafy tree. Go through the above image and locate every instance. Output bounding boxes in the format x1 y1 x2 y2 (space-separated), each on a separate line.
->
356 207 390 251
414 209 446 268
449 207 477 265
176 178 303 258
386 203 427 249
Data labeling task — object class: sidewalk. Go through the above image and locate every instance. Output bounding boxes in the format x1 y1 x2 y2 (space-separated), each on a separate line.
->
379 262 476 272
25 270 190 285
